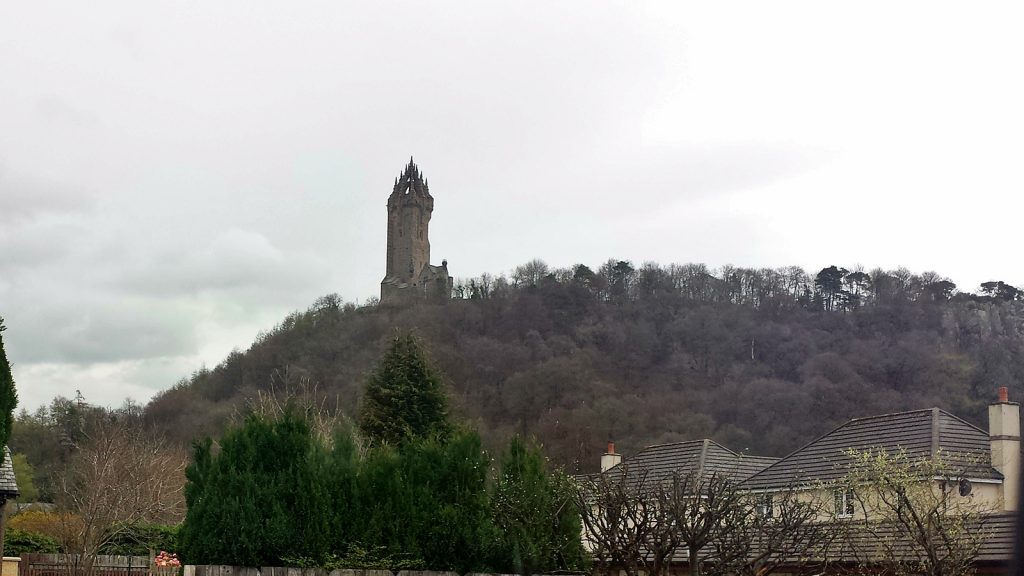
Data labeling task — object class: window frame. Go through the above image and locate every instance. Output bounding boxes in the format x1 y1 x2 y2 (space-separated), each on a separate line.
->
757 493 774 520
834 488 855 518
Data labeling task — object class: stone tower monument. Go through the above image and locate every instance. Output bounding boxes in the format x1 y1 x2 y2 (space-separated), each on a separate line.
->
380 158 453 305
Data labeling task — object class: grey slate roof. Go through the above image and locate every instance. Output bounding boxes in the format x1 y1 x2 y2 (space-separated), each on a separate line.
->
828 512 1017 564
661 512 1018 565
975 512 1018 562
743 408 1001 490
604 439 779 490
0 445 20 497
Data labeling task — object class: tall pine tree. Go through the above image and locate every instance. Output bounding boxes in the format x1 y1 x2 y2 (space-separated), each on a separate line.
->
359 334 450 445
0 317 19 561
0 317 16 449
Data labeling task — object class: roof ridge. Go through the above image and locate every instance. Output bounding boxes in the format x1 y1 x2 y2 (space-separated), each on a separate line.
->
695 439 710 481
613 439 706 469
846 407 937 423
848 406 990 441
743 415 863 485
740 409 933 485
936 409 991 438
704 438 741 457
636 438 714 451
742 406 1000 488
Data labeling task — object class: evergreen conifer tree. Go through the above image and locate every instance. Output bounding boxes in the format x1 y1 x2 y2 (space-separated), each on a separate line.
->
0 318 17 449
0 317 18 561
351 430 495 572
359 334 450 445
492 436 585 574
179 408 332 566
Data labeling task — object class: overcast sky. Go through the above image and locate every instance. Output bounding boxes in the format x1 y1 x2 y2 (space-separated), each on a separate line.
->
2 2 1022 411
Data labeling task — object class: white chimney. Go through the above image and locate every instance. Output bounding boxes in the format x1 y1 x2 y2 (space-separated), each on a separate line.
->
601 441 621 472
989 386 1021 511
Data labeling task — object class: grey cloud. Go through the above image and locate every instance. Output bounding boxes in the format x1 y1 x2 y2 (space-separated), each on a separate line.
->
4 298 198 365
12 355 201 411
111 228 330 301
0 173 94 224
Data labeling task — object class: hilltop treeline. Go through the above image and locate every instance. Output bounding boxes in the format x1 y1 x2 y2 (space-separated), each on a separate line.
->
136 260 1024 471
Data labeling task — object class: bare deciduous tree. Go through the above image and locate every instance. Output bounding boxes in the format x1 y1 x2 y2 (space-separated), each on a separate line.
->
714 484 837 576
659 470 749 576
57 415 186 575
839 448 993 576
578 467 844 576
574 465 656 576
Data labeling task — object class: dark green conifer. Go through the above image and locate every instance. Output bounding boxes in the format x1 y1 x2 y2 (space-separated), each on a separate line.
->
0 317 17 449
178 408 332 566
0 317 18 562
359 334 450 445
492 436 585 574
351 429 495 572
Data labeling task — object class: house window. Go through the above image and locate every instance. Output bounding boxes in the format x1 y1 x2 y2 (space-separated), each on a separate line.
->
834 489 855 517
757 494 774 519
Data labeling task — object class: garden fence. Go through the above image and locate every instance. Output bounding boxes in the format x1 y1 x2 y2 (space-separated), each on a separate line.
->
18 554 175 576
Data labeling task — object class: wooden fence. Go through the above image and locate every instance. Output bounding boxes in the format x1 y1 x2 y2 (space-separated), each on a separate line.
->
20 558 576 576
184 569 568 576
18 554 176 576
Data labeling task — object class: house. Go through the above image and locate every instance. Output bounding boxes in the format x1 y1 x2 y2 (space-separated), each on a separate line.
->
739 388 1020 573
585 388 1020 574
742 402 1014 516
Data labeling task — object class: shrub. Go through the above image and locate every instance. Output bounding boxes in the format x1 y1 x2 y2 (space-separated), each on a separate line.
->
8 509 83 547
4 528 60 555
99 523 180 556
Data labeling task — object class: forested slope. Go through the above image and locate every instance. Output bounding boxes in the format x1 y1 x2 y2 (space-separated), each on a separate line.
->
143 261 1024 471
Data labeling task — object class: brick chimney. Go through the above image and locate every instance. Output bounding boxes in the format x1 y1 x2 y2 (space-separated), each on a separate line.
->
601 441 622 472
989 387 1020 511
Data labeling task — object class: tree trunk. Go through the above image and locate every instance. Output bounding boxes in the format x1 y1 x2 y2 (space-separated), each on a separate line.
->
689 545 701 576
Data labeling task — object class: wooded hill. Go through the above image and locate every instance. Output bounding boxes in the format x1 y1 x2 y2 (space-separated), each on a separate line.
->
143 261 1024 471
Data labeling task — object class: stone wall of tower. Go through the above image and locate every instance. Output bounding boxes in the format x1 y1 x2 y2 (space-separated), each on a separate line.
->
386 196 431 282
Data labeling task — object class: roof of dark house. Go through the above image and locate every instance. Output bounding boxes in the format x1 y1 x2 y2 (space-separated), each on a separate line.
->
603 438 779 490
743 408 1001 490
0 445 20 497
661 512 1018 566
828 512 1017 564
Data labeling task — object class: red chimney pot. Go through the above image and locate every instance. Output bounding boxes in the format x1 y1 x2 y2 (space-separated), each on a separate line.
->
999 387 1009 403
607 441 616 455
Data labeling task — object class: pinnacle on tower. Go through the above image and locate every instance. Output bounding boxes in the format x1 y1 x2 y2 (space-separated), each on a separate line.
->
391 156 430 198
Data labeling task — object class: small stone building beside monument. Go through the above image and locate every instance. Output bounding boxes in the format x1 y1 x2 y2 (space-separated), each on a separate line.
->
380 158 452 306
